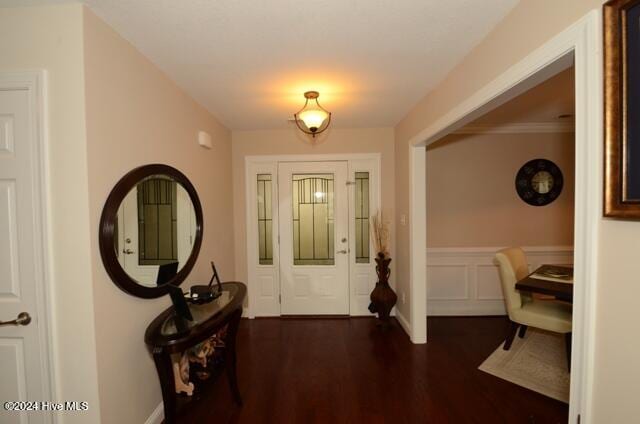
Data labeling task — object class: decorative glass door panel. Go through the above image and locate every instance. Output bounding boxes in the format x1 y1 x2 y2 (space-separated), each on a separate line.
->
137 177 178 266
292 174 335 265
278 162 349 314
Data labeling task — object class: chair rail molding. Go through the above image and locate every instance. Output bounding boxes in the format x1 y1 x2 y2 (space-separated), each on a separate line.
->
426 246 574 316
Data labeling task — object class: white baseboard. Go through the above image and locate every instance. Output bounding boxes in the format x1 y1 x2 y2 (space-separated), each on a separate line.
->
245 308 395 318
144 402 163 424
427 246 573 316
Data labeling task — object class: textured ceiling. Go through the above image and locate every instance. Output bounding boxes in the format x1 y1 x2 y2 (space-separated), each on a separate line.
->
3 0 519 130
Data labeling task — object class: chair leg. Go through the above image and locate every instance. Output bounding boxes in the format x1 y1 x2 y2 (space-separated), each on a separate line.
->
518 325 528 338
565 332 572 372
503 321 519 350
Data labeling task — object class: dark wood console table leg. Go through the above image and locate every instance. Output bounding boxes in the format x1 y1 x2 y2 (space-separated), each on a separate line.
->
152 347 177 423
225 308 243 406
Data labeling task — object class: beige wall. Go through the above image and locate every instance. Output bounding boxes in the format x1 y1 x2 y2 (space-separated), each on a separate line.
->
82 8 234 424
593 221 640 422
427 132 575 247
395 0 640 421
0 5 102 423
232 127 395 298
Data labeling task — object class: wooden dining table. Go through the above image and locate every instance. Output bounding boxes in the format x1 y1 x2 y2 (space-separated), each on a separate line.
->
515 265 574 302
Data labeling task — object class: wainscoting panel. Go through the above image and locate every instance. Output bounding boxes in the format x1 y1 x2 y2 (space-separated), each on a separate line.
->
426 265 469 300
476 265 503 300
427 247 573 316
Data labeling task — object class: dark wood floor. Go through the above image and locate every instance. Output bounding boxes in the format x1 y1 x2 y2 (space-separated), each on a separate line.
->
181 317 568 424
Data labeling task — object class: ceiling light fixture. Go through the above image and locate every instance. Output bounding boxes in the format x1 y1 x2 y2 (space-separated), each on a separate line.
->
294 91 331 137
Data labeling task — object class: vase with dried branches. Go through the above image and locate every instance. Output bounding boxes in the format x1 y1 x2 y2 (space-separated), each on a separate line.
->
368 211 397 327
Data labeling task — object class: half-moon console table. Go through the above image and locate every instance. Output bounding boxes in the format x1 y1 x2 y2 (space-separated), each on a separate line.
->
145 282 246 423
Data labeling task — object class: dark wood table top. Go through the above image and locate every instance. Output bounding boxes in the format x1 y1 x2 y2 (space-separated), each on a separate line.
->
145 281 246 353
515 266 573 302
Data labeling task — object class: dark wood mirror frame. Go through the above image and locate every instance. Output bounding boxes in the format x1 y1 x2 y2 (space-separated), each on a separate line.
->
99 164 203 298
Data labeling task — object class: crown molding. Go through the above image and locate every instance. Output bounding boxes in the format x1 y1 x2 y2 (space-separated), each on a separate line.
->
453 121 575 134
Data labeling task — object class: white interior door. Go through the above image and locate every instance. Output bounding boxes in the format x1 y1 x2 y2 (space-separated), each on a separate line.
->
278 161 349 314
0 86 50 423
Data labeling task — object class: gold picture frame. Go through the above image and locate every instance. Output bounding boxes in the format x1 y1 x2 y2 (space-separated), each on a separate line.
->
604 0 640 219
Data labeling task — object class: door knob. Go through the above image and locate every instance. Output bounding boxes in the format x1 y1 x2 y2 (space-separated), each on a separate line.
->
337 249 348 254
123 249 135 255
0 312 31 327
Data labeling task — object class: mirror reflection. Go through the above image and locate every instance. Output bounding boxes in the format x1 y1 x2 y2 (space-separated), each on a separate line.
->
114 174 197 287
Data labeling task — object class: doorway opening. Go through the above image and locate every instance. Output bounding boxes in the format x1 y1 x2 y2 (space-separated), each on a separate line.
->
426 66 576 315
408 11 601 423
425 65 576 420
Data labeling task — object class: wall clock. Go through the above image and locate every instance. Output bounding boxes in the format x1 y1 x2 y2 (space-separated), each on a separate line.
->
515 159 563 206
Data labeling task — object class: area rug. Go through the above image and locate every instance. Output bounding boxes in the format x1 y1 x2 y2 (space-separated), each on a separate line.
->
478 328 570 403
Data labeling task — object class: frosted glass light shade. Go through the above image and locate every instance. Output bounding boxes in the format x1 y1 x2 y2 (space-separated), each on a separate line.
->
294 91 331 137
298 108 329 131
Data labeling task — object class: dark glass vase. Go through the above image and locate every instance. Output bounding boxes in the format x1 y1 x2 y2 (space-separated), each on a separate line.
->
368 253 397 327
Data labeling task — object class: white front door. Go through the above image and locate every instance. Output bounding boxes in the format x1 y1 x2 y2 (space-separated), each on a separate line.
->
278 161 350 314
0 85 50 423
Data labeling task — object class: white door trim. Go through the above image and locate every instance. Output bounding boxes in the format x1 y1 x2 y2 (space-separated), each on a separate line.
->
408 145 427 343
245 153 382 318
0 70 56 421
407 10 601 424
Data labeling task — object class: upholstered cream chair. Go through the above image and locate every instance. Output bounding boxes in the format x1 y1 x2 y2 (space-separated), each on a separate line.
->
495 247 573 370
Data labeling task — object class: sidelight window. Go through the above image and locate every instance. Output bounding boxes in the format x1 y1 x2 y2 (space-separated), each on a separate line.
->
354 172 370 263
257 174 274 265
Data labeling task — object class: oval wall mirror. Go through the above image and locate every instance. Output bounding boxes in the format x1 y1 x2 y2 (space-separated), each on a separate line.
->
99 164 203 298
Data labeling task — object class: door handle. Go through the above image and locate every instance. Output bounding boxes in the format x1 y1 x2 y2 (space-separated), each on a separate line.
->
0 312 31 327
337 249 348 254
123 249 135 255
